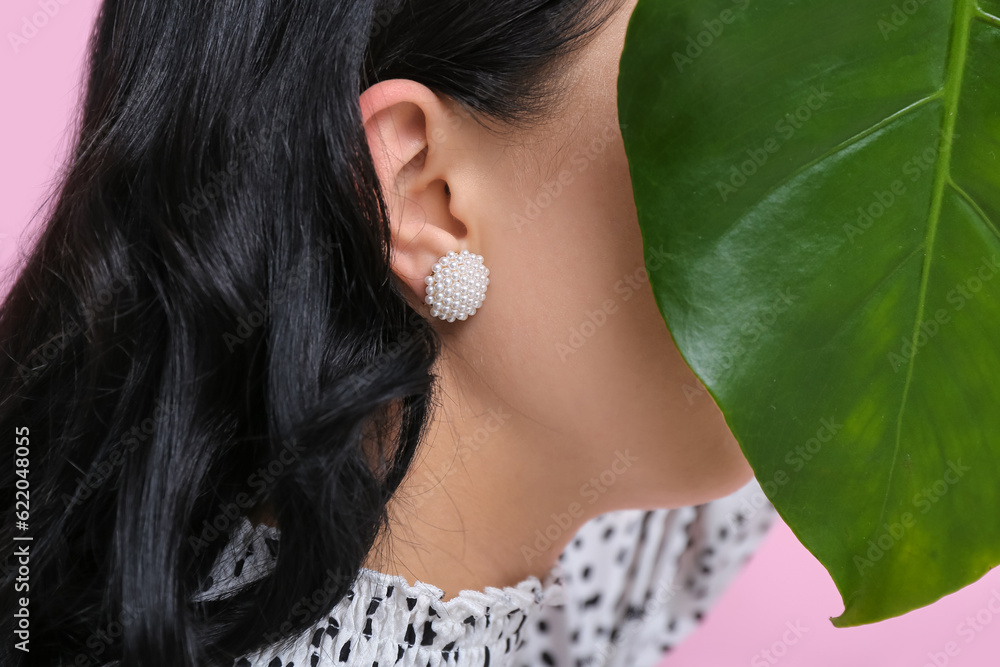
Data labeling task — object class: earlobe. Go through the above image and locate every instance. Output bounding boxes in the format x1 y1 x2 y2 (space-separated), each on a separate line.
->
359 80 468 306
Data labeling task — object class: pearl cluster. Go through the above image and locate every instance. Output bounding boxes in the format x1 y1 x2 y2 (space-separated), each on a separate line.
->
423 250 490 322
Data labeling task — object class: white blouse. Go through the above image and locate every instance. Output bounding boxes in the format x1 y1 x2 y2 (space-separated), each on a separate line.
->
193 478 775 667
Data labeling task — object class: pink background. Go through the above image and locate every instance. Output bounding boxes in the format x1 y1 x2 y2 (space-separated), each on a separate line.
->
3 2 999 665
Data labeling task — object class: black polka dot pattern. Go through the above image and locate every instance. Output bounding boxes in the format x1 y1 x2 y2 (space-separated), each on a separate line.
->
193 479 776 666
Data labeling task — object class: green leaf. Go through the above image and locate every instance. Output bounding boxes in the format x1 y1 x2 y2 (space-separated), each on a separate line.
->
618 0 1000 626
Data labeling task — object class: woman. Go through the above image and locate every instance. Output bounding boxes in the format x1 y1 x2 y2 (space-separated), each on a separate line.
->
0 0 775 665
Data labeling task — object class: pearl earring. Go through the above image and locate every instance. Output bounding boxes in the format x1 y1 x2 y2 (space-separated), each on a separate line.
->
423 250 490 322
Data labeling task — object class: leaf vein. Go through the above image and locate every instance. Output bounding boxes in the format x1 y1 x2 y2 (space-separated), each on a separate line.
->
816 241 927 355
877 0 976 531
744 90 944 225
948 179 1000 242
975 8 1000 28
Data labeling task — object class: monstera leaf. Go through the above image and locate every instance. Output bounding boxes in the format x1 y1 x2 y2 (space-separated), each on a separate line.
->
619 0 1000 626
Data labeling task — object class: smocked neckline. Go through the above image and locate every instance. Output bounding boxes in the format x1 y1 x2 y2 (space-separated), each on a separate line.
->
348 563 565 620
196 479 779 667
320 560 561 653
241 516 565 612
199 516 566 656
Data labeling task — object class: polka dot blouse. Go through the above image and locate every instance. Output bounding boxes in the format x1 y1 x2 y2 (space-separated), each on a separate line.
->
192 478 776 667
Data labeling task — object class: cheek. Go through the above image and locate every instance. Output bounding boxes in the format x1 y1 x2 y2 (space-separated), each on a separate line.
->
482 120 677 431
477 115 753 504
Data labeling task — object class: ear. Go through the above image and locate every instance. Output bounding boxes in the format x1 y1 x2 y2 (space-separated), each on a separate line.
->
359 79 469 307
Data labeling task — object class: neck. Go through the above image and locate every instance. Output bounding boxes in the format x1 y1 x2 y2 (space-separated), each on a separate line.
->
362 357 625 600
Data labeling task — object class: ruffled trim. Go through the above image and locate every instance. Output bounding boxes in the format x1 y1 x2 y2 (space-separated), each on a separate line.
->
193 514 566 657
328 564 554 653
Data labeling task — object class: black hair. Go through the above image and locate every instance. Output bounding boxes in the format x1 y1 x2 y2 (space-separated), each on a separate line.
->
0 0 622 665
